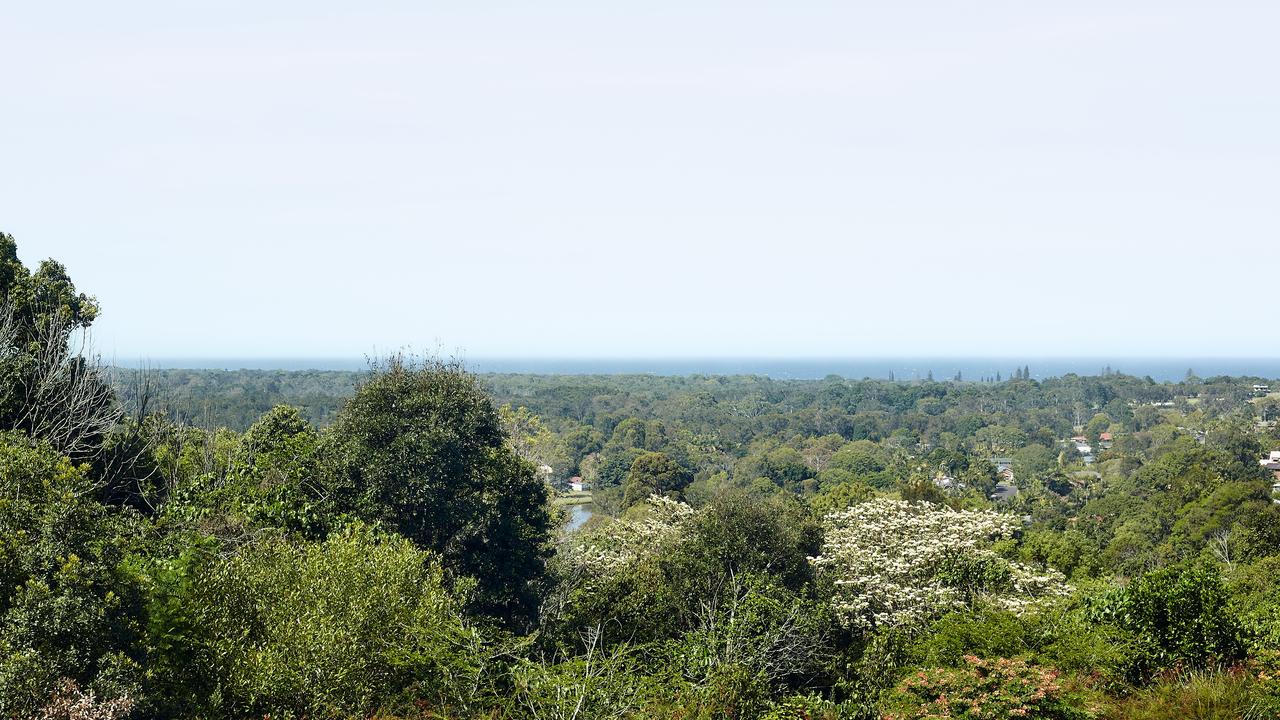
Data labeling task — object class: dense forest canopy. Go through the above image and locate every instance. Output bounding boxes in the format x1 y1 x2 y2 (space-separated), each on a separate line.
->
6 231 1280 718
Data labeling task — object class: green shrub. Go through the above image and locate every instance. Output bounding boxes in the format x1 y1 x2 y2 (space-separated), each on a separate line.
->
0 433 145 718
668 573 832 691
1228 556 1280 655
1087 562 1243 680
761 693 842 720
648 663 771 720
908 609 1030 668
230 405 326 534
1029 606 1149 692
141 523 489 719
828 628 914 720
508 643 653 720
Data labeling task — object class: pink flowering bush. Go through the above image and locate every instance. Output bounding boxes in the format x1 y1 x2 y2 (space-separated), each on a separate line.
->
37 679 135 720
881 656 1090 720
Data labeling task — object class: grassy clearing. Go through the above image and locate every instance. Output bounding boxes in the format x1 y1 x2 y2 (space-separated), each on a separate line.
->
1101 669 1280 720
552 491 593 507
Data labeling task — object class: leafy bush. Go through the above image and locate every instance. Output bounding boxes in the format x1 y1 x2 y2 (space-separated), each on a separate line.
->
509 639 652 720
669 573 832 691
153 407 327 538
1087 562 1243 680
760 693 842 720
230 404 325 533
0 433 144 718
141 523 489 719
1229 556 1280 655
907 610 1031 669
905 596 1156 694
1028 602 1150 691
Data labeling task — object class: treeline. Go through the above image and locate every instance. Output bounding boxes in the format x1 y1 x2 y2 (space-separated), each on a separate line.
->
6 231 1280 719
127 363 1264 438
108 367 364 430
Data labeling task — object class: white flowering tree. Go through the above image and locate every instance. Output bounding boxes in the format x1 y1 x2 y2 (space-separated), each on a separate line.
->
569 495 695 578
810 499 1068 631
541 495 695 624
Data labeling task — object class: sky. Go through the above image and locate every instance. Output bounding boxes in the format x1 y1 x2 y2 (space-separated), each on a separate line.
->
2 1 1277 360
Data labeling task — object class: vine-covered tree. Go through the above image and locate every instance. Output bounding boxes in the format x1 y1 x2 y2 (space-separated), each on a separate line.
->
0 233 118 460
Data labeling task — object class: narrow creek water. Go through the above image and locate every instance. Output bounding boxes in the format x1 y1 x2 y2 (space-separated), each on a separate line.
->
566 503 594 531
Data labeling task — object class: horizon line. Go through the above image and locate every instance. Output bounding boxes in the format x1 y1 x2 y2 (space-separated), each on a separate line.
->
109 354 1280 362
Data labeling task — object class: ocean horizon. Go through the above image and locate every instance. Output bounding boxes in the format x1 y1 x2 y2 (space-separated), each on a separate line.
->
118 357 1280 384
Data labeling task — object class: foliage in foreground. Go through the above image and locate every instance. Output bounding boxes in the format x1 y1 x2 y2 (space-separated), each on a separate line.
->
140 524 489 719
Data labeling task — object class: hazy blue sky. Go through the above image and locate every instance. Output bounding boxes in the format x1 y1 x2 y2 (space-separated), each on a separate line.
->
2 1 1277 360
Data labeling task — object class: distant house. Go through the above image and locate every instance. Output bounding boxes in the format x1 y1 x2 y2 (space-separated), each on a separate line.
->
1099 432 1113 442
1071 439 1095 465
569 476 585 492
1254 384 1271 396
1258 452 1280 484
933 474 965 493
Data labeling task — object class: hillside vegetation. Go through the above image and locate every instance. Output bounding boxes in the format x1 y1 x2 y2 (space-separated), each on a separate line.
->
5 232 1280 719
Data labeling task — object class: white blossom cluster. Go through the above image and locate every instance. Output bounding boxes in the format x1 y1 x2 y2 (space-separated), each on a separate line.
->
810 499 1068 631
563 495 695 590
996 562 1072 613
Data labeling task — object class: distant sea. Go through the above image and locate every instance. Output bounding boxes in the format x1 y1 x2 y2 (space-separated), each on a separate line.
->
130 358 1280 384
